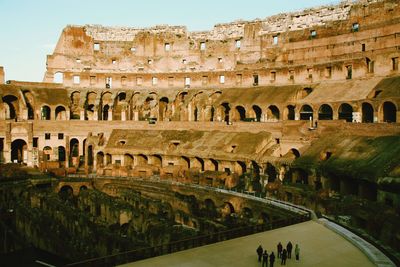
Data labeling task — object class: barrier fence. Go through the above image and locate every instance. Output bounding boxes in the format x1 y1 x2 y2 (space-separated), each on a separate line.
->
65 213 310 267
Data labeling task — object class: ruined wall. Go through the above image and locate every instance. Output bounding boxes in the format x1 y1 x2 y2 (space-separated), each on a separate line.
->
44 0 400 89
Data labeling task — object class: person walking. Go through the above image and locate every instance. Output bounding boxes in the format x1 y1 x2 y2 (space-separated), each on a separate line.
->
295 244 300 260
262 250 268 267
257 245 263 262
281 248 287 265
269 251 275 267
277 242 282 259
286 241 293 259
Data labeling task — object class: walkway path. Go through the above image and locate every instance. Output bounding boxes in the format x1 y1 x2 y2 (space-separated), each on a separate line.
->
120 220 376 267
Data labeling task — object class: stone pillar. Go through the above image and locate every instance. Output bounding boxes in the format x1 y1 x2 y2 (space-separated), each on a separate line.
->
27 123 33 167
134 111 139 121
65 136 70 168
295 109 300 121
93 110 98 121
108 109 113 121
80 110 85 121
5 123 11 163
121 110 126 121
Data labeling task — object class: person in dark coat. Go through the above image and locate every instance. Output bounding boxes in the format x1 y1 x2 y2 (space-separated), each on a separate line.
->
262 250 268 267
269 251 275 267
281 248 287 265
257 245 263 262
286 241 293 259
277 242 283 258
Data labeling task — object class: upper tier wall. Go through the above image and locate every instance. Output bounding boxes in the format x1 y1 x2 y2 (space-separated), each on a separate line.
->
44 0 400 88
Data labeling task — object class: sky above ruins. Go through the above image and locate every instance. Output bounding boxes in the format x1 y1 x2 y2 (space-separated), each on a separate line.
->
0 0 338 82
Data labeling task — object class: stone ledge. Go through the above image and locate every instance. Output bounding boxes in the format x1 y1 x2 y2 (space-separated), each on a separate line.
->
319 218 396 267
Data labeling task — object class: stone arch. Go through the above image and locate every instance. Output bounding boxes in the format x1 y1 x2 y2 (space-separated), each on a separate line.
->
192 157 205 171
251 161 261 178
102 104 110 121
59 185 73 196
2 95 19 120
124 154 133 167
381 101 397 123
101 92 113 121
362 102 374 123
159 97 169 121
210 158 219 171
80 185 88 192
55 105 67 120
284 105 295 120
318 104 333 120
136 154 148 166
252 105 262 122
234 105 246 121
70 91 81 120
85 92 97 120
96 151 104 168
221 103 230 123
286 148 300 159
221 202 235 217
235 161 247 175
43 146 52 161
105 153 112 165
266 163 277 182
53 72 64 83
113 92 126 120
300 104 313 120
180 156 190 169
11 139 27 163
58 146 66 162
151 154 162 167
41 105 51 120
267 105 280 121
259 212 270 224
338 103 353 122
23 91 35 120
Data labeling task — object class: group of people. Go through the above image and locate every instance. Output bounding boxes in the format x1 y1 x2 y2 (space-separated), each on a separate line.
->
256 241 300 266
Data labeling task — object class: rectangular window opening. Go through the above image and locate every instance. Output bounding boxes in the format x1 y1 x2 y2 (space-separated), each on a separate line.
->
137 77 143 86
235 39 241 49
253 74 259 86
152 77 158 85
45 133 51 140
236 74 242 85
273 36 278 45
346 65 352 79
58 133 64 140
219 75 225 84
202 76 208 85
392 57 399 71
73 75 80 84
200 42 206 51
165 43 171 51
93 43 100 51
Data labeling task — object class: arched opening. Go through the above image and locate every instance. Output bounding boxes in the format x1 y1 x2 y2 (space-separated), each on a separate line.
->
43 146 52 161
70 91 81 120
53 72 64 83
159 97 169 121
236 161 247 175
210 159 219 171
96 152 104 168
136 154 148 166
300 105 313 120
102 104 109 121
124 154 133 167
267 105 280 121
11 139 27 163
106 153 112 165
285 105 295 120
221 103 230 123
58 146 66 162
2 95 18 120
194 106 199 121
251 161 260 178
210 106 215 122
318 104 333 120
41 105 51 120
118 92 126 101
338 103 353 122
221 202 235 217
27 103 34 120
55 106 67 120
252 105 262 122
59 185 73 198
79 185 88 192
87 145 94 167
193 157 205 171
70 138 79 167
266 163 277 183
284 148 300 159
382 101 397 123
152 154 162 167
85 92 97 120
179 156 190 169
362 102 374 123
235 106 246 121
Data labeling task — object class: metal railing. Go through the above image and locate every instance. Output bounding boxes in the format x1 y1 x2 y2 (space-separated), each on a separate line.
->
65 214 309 267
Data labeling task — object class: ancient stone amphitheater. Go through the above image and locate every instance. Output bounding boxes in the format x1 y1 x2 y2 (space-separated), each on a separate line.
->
0 0 399 265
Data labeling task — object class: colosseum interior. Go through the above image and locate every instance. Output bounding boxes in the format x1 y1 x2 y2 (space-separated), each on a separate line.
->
0 0 399 266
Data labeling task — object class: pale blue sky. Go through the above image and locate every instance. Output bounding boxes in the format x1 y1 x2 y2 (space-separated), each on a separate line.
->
0 0 338 82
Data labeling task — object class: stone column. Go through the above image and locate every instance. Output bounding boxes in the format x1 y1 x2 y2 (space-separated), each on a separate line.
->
93 110 98 121
121 110 126 121
80 110 85 121
108 109 113 121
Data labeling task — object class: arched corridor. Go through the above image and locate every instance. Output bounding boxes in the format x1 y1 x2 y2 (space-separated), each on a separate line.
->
382 101 397 123
11 139 27 163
